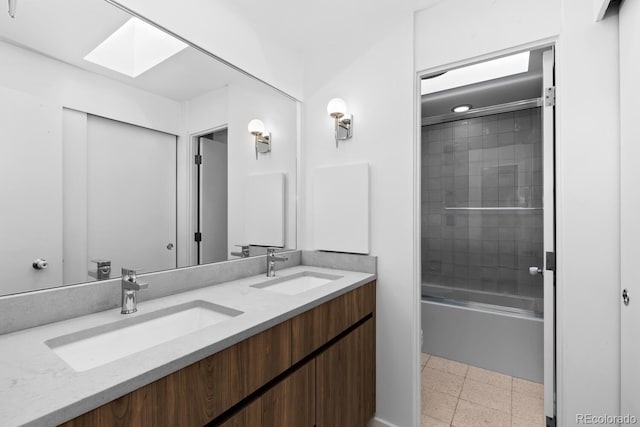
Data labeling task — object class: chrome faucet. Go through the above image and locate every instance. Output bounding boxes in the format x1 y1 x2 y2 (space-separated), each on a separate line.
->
231 245 251 258
121 268 148 314
266 248 288 277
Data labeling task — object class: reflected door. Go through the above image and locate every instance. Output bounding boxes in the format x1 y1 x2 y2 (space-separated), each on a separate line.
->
620 0 640 419
197 131 228 264
87 115 177 277
0 87 63 294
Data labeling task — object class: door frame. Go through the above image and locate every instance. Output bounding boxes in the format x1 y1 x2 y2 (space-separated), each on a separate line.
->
187 125 228 266
413 39 559 426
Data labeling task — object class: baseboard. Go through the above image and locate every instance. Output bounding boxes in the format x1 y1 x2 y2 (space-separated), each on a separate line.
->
368 416 398 427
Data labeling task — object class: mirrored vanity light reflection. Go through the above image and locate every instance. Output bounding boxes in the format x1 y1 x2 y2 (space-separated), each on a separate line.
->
327 97 353 146
248 118 272 159
0 0 298 297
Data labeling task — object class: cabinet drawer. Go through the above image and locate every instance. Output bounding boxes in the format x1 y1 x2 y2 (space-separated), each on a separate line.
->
60 320 291 427
291 280 375 363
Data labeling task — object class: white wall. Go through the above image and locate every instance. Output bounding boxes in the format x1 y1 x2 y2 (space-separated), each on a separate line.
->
114 0 304 100
227 78 298 253
300 5 419 426
0 41 181 134
296 0 621 425
555 1 620 422
178 87 229 267
415 0 620 425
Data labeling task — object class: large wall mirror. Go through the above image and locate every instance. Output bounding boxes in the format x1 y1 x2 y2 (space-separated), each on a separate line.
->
0 0 298 296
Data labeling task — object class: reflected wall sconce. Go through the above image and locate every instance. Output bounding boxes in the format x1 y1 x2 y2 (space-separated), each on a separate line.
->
247 119 271 159
8 0 17 18
327 98 353 147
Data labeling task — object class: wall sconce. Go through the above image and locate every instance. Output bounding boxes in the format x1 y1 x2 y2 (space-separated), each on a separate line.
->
247 119 271 159
327 98 353 147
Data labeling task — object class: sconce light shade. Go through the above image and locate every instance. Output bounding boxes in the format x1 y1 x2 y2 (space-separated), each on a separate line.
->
248 119 271 159
327 98 348 118
248 119 265 136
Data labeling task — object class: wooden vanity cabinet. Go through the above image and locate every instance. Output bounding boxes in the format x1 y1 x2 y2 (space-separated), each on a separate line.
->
60 281 376 427
60 321 291 427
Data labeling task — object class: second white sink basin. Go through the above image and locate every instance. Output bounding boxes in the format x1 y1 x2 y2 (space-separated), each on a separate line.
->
45 300 243 372
252 271 343 295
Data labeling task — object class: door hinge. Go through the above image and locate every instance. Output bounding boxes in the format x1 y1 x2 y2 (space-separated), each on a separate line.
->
545 86 556 107
194 232 202 242
545 252 556 272
195 154 202 165
546 416 556 427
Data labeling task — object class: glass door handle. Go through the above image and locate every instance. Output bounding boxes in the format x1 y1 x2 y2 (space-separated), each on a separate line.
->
529 266 543 276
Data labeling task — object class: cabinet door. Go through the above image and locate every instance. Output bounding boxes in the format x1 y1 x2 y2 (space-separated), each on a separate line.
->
316 318 375 427
262 360 315 427
218 399 262 427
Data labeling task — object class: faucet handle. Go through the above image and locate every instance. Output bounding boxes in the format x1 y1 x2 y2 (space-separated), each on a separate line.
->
121 267 143 279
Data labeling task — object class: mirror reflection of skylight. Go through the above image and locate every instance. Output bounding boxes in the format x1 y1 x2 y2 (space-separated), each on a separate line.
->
84 17 188 78
421 51 530 95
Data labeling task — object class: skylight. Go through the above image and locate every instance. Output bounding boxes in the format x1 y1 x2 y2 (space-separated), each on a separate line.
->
421 51 530 95
84 17 188 78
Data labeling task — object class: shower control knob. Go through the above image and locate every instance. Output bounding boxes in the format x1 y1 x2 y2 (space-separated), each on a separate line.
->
529 266 543 276
32 258 48 270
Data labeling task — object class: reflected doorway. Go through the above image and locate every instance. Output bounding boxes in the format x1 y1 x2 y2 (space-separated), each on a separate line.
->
194 129 228 265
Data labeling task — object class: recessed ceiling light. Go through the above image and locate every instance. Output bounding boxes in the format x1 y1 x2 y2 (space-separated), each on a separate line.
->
84 17 188 78
421 51 530 95
452 104 472 113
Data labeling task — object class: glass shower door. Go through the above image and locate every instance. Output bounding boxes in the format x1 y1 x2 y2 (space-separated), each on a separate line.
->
421 107 544 316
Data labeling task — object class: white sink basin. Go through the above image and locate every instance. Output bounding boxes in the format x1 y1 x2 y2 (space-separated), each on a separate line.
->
252 271 343 295
45 300 242 372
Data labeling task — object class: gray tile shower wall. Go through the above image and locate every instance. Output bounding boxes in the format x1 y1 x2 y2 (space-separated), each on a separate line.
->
421 109 544 307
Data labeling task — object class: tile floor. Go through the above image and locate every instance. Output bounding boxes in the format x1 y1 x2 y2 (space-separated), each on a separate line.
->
421 353 545 427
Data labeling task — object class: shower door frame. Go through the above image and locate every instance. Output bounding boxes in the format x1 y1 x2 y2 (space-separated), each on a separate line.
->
414 42 557 425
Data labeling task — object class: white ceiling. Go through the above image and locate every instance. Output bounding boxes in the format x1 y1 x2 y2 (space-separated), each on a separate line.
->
0 0 243 101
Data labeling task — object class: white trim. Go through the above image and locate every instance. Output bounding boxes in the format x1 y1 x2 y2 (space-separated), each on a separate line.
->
412 47 423 427
416 37 557 79
541 47 556 419
553 36 566 427
367 416 398 427
295 100 302 251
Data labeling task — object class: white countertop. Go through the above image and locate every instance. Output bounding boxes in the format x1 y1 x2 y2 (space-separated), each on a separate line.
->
0 265 375 426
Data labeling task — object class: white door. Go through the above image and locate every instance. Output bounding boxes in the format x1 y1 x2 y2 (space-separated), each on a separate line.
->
87 115 177 278
199 132 228 264
620 0 640 419
0 86 63 294
541 48 556 422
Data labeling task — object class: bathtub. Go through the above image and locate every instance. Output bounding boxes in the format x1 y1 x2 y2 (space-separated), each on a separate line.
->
421 288 544 383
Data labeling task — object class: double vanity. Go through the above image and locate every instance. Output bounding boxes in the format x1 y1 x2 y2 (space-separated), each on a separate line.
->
0 251 376 426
